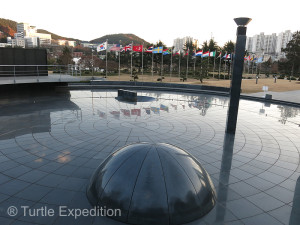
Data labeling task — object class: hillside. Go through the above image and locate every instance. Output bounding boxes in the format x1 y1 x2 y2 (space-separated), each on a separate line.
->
0 18 17 38
37 29 80 42
0 18 150 46
90 33 149 45
0 18 80 42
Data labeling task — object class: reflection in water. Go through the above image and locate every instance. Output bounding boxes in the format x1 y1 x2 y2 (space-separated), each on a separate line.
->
87 90 300 126
290 176 300 225
277 105 300 125
0 89 80 140
215 133 235 224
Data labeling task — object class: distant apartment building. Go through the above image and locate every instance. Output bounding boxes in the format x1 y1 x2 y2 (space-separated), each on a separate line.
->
6 22 51 48
81 42 98 49
58 40 76 47
7 37 26 48
246 30 293 60
173 36 193 52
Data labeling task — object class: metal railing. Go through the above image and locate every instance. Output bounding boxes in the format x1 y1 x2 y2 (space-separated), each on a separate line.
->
0 65 81 84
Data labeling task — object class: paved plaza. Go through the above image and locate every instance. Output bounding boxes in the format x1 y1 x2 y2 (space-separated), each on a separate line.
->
0 89 299 225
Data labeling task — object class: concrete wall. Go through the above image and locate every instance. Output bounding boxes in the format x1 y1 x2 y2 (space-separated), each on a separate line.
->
0 48 47 77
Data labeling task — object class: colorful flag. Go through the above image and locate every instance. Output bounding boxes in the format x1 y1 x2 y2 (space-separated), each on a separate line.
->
171 104 177 110
184 48 189 56
202 51 210 57
97 42 107 52
216 52 222 58
133 45 143 52
109 44 121 51
195 50 203 56
209 51 216 57
150 107 160 114
145 46 153 53
226 54 231 59
222 52 227 58
121 109 130 116
257 57 263 63
160 104 169 112
110 111 120 119
163 48 172 55
97 110 106 119
131 109 141 116
144 108 151 114
153 47 163 53
121 44 132 52
173 50 180 56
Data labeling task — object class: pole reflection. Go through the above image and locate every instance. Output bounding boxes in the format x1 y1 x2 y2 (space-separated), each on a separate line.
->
215 133 235 223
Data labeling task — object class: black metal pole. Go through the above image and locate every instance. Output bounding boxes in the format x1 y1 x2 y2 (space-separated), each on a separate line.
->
226 18 251 134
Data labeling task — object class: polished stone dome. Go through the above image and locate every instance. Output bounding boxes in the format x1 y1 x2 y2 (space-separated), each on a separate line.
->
87 143 216 225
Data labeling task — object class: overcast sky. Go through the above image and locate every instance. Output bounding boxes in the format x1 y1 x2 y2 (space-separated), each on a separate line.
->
2 0 299 46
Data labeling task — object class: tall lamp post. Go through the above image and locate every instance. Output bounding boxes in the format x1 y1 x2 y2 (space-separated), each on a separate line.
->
226 17 252 134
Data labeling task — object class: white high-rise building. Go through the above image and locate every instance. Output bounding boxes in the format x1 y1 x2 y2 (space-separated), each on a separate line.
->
263 33 277 54
173 36 193 52
246 30 293 60
275 30 293 56
16 23 30 38
10 22 52 47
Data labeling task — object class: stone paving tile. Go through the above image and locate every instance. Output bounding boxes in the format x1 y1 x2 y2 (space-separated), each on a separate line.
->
0 90 299 225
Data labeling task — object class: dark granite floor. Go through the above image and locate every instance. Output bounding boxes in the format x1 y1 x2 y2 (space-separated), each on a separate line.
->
0 89 299 225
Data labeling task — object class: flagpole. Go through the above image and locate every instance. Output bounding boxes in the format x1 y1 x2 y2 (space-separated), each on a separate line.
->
161 47 163 79
178 50 181 78
170 47 173 82
213 51 216 79
252 55 254 75
152 50 154 82
200 54 202 80
218 51 222 80
247 57 250 75
142 42 144 82
186 47 189 79
255 57 258 75
224 51 226 80
193 50 196 77
131 41 134 78
119 40 121 81
106 39 108 78
207 49 210 77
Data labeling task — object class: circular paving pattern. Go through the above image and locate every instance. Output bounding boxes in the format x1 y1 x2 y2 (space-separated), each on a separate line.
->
0 89 300 225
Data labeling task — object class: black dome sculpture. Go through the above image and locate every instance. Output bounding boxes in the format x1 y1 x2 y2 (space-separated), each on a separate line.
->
87 143 216 225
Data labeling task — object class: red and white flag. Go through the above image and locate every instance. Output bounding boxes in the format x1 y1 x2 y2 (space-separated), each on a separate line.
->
121 44 132 52
131 109 141 116
184 48 189 56
133 45 143 52
145 46 153 53
173 50 180 56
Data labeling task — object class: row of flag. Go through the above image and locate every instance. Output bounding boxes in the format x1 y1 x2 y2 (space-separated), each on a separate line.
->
97 100 213 119
97 42 264 63
97 42 234 59
244 55 263 62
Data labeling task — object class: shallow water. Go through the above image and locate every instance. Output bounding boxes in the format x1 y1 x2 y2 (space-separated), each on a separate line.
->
0 89 299 225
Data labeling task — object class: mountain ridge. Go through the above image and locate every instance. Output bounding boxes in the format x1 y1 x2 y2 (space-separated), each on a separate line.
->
0 18 150 46
90 33 150 45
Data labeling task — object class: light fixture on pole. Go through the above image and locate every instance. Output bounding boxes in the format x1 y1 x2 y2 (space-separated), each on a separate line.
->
225 17 252 134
